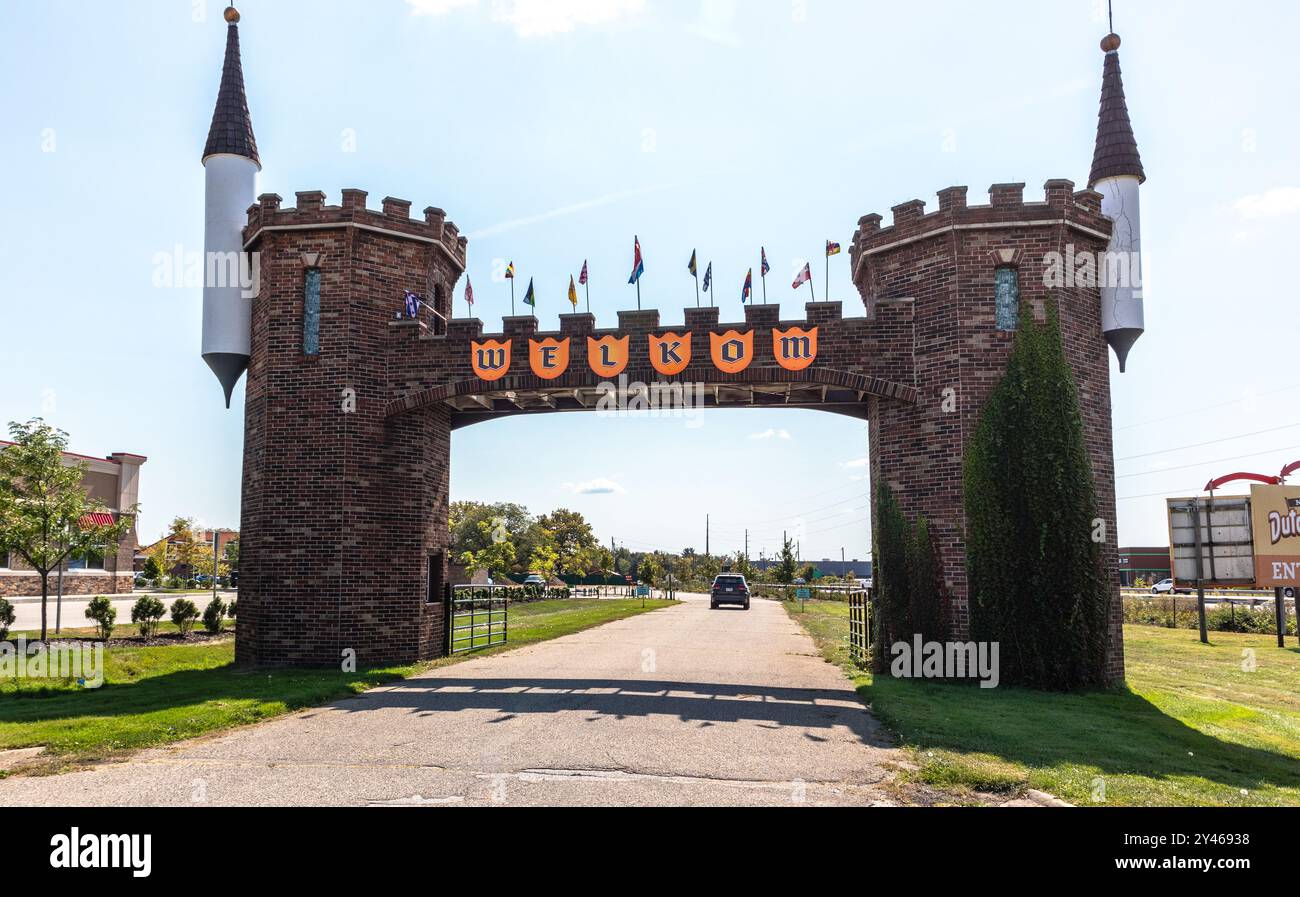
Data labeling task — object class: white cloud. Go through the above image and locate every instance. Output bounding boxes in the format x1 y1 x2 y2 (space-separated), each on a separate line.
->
686 0 741 46
749 428 792 441
563 478 627 495
1234 187 1300 220
406 0 646 38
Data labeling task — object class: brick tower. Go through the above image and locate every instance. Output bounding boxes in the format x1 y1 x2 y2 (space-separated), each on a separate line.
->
235 191 467 666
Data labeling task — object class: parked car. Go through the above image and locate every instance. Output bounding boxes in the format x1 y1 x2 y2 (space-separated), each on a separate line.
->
522 574 546 588
1151 579 1192 596
710 574 750 610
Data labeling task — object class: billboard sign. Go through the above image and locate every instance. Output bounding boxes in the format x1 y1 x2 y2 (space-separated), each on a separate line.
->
1166 496 1256 587
1250 484 1300 588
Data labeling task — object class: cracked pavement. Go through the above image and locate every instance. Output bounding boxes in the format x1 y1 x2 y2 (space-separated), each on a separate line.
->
0 593 903 806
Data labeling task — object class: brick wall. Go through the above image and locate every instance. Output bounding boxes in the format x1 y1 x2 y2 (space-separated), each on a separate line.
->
237 181 1125 685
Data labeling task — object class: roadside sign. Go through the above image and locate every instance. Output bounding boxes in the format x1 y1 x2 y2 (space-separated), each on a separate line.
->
796 587 811 600
1251 484 1300 589
1166 496 1255 586
636 585 651 598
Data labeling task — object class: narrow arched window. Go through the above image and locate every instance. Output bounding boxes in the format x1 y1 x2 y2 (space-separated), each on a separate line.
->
303 267 322 355
994 266 1020 332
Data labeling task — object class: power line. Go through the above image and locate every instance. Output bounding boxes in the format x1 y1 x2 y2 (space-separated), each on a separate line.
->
1116 422 1300 463
1116 443 1300 480
1117 382 1300 432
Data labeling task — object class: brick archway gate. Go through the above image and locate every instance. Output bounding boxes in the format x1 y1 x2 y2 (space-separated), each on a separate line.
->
234 182 1125 684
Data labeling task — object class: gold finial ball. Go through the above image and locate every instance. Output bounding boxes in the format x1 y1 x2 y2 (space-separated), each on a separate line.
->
1101 32 1122 53
224 5 241 23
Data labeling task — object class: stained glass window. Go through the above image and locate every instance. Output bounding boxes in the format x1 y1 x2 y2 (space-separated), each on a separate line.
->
303 268 322 355
994 266 1020 332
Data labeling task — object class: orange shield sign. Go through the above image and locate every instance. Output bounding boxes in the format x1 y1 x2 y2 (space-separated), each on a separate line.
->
710 330 754 374
649 332 692 376
773 326 819 372
529 337 571 380
587 335 630 378
471 339 512 382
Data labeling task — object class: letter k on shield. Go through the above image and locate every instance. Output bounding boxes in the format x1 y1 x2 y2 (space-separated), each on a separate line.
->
649 332 692 376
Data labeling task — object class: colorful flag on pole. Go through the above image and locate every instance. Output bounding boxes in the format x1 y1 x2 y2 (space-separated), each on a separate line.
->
568 275 579 309
628 237 645 285
578 260 589 286
793 263 813 289
825 241 842 257
465 277 475 307
702 262 713 293
505 261 516 279
761 248 771 277
688 250 698 278
404 290 421 319
523 278 536 308
742 269 753 304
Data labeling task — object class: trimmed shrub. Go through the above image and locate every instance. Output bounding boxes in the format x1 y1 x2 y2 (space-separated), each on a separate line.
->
0 598 14 641
170 599 200 636
227 599 237 619
965 299 1110 690
872 482 913 669
84 596 117 641
202 597 226 634
908 517 947 644
131 595 166 639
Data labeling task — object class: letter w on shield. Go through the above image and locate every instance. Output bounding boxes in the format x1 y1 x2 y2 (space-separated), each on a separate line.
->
649 332 692 376
772 326 819 372
529 337 571 380
471 339 512 382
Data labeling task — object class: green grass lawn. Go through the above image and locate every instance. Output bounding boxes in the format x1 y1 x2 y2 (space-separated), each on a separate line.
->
0 597 675 771
784 598 1300 807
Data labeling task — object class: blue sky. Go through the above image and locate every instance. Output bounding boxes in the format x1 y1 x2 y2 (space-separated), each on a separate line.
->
1 0 1298 562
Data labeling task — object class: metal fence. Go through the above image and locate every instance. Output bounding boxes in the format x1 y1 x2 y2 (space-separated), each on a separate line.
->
447 585 510 655
848 588 871 668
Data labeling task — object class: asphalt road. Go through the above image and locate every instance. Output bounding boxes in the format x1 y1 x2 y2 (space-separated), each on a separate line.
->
0 593 901 807
8 592 237 633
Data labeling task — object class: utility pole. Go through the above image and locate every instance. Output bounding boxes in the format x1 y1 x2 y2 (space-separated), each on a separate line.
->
744 529 749 562
706 514 710 557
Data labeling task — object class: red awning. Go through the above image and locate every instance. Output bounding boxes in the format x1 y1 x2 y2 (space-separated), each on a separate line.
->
78 512 116 530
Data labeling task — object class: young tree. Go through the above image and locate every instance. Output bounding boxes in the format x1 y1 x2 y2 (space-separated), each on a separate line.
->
0 420 136 642
459 520 517 580
907 517 947 643
773 538 799 584
84 596 117 641
165 518 204 586
964 299 1110 689
638 554 663 587
537 508 598 576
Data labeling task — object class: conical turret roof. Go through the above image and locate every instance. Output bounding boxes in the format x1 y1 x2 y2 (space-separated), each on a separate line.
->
203 13 260 167
1089 34 1145 187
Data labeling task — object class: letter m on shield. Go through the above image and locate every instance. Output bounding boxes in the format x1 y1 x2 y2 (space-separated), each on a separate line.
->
773 326 818 372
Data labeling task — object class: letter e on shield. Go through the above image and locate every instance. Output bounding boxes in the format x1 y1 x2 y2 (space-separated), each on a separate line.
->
529 337 571 380
471 339 512 382
773 326 818 372
710 330 754 374
649 332 692 376
588 335 630 378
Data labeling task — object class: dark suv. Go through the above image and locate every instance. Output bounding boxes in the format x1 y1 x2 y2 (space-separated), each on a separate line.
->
710 575 750 610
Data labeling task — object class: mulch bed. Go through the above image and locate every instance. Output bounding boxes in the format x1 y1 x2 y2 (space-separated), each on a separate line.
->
23 631 236 649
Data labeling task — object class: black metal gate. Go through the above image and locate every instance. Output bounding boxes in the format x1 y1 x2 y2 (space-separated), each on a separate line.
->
447 586 510 655
848 588 871 667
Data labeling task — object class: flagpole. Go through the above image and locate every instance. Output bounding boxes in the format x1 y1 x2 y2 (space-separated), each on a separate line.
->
585 281 590 315
510 279 516 316
810 274 817 303
694 274 700 308
761 272 767 305
636 279 641 311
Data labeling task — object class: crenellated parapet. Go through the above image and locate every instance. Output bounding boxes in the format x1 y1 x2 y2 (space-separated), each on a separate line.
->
243 189 469 269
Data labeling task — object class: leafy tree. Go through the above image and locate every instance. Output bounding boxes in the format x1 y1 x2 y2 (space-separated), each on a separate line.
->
450 502 531 555
164 518 205 585
537 508 598 576
84 596 117 641
731 552 754 579
202 596 226 634
170 598 200 636
639 554 663 587
907 517 946 643
0 420 136 641
224 538 240 569
798 564 817 583
696 554 722 583
142 554 162 583
527 543 560 580
0 598 14 641
459 520 517 580
872 482 912 670
131 595 165 639
772 538 798 584
964 299 1110 689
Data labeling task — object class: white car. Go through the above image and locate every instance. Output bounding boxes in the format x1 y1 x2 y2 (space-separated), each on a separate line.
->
1151 579 1190 596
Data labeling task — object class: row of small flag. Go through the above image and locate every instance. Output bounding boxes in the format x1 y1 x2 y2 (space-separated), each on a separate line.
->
405 238 844 319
